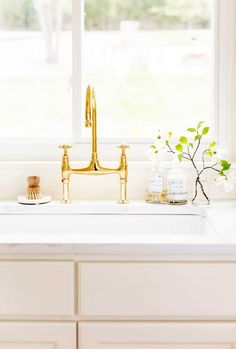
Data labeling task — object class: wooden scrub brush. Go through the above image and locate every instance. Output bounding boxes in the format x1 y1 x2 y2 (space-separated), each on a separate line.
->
17 176 51 205
27 176 42 200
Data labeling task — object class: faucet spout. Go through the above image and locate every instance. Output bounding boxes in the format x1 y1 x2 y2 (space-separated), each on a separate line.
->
85 85 98 162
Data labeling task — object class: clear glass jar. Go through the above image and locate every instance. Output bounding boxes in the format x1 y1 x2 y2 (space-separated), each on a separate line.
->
146 161 165 203
167 164 187 204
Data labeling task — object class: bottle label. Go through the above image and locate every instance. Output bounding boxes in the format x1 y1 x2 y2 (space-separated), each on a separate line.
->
148 178 164 194
168 179 186 194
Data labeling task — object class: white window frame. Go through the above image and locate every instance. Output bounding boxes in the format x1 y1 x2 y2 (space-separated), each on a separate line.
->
0 0 235 161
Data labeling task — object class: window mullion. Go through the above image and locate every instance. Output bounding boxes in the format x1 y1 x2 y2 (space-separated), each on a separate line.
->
72 0 84 144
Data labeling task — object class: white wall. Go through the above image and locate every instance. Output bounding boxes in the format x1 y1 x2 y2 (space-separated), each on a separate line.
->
1 161 235 201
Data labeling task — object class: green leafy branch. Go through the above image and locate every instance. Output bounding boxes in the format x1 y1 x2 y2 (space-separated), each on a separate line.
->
151 121 232 204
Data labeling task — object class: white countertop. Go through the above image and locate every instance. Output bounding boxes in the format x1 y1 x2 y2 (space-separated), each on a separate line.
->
0 200 235 255
0 200 206 215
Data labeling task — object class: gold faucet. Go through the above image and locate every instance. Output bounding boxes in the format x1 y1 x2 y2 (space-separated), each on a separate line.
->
59 85 129 204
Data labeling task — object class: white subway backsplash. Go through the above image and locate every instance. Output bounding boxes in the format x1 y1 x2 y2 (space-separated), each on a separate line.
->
0 161 235 201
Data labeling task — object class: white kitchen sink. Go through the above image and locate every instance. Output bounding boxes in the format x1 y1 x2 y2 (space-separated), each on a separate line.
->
0 201 215 243
0 213 211 236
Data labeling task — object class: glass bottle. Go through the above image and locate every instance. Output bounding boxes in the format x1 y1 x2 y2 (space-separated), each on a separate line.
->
167 162 187 204
146 160 165 203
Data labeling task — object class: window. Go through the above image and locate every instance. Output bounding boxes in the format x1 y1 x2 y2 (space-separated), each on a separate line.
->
83 0 214 139
0 0 235 160
0 0 72 138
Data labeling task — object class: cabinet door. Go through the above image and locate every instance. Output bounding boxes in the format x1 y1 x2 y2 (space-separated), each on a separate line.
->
79 322 236 349
0 323 76 349
0 261 74 317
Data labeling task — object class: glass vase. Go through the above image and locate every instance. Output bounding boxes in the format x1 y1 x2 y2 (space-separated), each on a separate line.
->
192 173 211 206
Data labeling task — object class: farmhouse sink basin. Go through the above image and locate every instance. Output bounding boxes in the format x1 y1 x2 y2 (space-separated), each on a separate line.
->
0 201 216 244
0 213 212 236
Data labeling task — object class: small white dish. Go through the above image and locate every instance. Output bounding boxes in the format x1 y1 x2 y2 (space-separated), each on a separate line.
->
17 195 51 205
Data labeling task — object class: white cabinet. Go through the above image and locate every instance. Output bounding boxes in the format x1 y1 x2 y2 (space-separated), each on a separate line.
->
0 323 76 349
0 259 235 349
0 261 74 316
78 262 236 318
79 322 236 349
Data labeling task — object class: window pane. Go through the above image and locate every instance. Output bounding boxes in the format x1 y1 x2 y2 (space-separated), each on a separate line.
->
84 0 214 138
0 0 72 138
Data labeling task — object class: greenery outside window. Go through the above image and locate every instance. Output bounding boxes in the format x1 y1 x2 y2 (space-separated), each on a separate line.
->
0 0 235 160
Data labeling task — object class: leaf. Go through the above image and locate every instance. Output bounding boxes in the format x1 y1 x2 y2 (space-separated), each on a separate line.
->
179 136 188 144
178 154 183 162
176 144 183 152
188 143 194 148
194 134 202 141
165 140 169 145
210 141 216 148
168 131 172 138
221 160 231 171
197 121 205 129
219 170 225 177
202 127 209 135
150 145 156 149
187 128 196 132
154 150 158 154
205 150 213 157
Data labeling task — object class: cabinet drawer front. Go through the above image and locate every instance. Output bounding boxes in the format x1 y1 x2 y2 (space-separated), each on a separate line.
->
79 322 236 348
0 262 74 316
78 262 236 317
0 322 76 349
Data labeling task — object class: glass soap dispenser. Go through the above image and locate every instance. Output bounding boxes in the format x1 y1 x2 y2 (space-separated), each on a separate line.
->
146 160 165 204
167 161 187 204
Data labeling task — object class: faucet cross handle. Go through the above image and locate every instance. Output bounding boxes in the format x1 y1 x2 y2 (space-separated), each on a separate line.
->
59 144 72 156
117 144 130 156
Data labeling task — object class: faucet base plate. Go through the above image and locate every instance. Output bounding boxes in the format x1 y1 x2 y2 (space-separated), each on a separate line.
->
61 199 72 204
119 200 129 205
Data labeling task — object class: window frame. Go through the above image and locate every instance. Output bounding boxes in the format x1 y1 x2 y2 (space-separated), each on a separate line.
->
0 0 235 161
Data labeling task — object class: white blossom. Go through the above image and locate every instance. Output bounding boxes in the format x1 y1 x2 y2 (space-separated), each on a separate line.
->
216 171 236 193
145 146 158 161
146 133 166 162
213 148 228 161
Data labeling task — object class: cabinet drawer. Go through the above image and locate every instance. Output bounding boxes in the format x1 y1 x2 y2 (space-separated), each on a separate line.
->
79 322 236 348
0 261 74 316
78 262 236 317
0 322 76 349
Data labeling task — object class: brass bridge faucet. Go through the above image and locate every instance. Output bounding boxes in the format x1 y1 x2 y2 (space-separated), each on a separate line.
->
59 85 129 204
